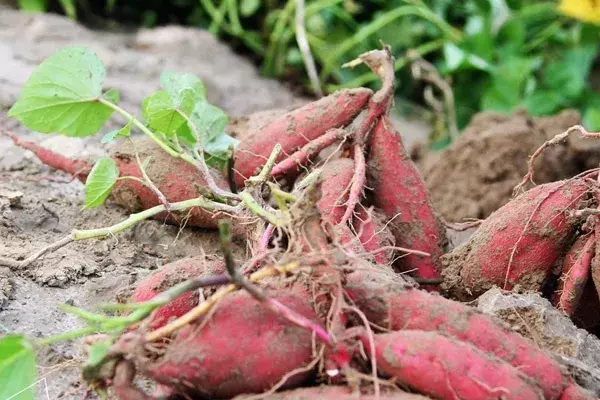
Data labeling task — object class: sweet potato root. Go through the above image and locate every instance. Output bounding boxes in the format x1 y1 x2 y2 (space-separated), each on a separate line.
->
553 234 595 316
143 290 322 399
233 88 372 188
367 116 445 280
262 385 429 399
442 179 592 299
128 256 225 330
352 208 395 265
344 267 567 400
360 330 545 400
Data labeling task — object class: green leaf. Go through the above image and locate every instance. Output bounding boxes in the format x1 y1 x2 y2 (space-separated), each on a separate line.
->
103 88 120 104
160 71 206 109
101 121 132 144
542 45 598 100
84 157 119 208
8 46 115 137
444 43 465 71
481 56 539 112
241 0 260 17
522 90 564 116
143 72 208 136
583 108 600 131
17 0 47 12
0 335 37 400
142 91 187 135
188 102 229 146
87 340 111 367
204 134 238 169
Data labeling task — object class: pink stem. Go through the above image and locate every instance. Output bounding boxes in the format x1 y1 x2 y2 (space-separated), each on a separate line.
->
340 144 366 225
259 223 275 250
267 298 333 346
270 128 344 177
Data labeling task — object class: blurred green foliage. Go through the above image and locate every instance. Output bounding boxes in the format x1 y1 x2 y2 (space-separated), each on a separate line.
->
14 0 600 146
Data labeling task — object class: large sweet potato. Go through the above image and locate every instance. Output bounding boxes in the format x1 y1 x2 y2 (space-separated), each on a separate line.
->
442 179 591 299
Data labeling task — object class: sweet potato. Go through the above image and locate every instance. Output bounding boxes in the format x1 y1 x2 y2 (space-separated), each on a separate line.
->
262 385 429 399
316 158 354 226
233 88 372 188
352 208 395 264
128 256 225 330
8 134 231 229
442 179 591 300
109 139 230 229
559 383 597 400
143 290 322 399
367 116 445 280
553 234 595 316
344 267 567 400
360 330 544 400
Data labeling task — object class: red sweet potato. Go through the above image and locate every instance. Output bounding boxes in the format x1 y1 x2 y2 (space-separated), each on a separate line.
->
233 88 372 188
344 266 567 400
316 158 354 226
553 234 595 316
143 290 322 399
109 139 230 229
352 208 395 264
367 116 445 280
263 385 429 399
442 179 591 300
360 330 544 400
559 383 597 400
128 256 225 330
9 134 231 229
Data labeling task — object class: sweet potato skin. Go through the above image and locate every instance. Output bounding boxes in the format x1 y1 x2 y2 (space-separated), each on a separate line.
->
316 158 355 226
129 256 225 330
554 234 595 316
233 88 372 187
367 116 445 280
362 330 544 400
442 179 591 299
110 139 229 229
344 268 567 400
144 291 322 399
353 208 395 264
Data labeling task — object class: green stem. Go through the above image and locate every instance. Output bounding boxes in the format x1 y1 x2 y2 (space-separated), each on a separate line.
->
240 192 280 226
228 0 243 34
325 39 445 92
37 327 98 346
208 0 229 34
319 5 461 84
99 99 181 159
264 0 296 75
72 197 237 241
523 19 567 53
117 176 147 186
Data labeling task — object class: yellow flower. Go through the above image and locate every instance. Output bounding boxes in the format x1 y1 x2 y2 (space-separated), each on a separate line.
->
559 0 600 24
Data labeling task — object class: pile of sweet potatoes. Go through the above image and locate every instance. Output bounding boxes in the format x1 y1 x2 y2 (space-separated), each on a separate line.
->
11 46 600 399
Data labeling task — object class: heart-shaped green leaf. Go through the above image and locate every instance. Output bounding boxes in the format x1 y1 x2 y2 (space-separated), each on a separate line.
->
84 157 119 208
0 335 37 400
8 46 116 137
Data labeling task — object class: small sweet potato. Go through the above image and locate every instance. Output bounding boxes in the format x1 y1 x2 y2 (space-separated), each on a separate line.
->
360 330 544 400
233 88 372 187
143 290 323 399
553 234 595 316
442 179 591 299
129 256 225 330
316 158 354 226
367 116 445 280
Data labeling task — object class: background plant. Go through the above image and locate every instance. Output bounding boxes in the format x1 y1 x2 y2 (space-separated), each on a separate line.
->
11 0 600 148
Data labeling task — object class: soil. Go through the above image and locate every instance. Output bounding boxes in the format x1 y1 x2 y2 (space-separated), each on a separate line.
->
422 109 600 222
